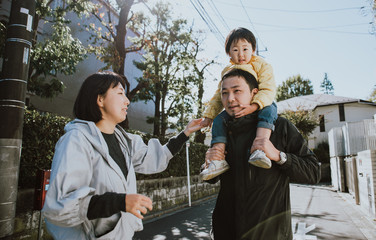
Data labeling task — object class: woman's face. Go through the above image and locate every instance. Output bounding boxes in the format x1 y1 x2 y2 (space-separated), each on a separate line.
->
98 82 130 125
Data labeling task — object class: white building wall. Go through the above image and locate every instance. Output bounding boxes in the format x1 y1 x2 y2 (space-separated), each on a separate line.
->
344 103 376 122
309 103 376 148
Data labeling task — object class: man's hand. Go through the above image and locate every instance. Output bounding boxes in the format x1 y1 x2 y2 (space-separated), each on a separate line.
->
205 144 226 166
251 137 281 162
125 194 153 219
184 118 204 136
235 103 258 118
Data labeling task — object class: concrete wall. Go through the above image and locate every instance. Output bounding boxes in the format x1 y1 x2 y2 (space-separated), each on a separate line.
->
9 175 219 239
330 156 346 192
356 150 376 219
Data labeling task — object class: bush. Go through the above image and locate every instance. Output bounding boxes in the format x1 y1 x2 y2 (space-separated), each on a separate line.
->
20 109 71 188
279 109 319 140
19 109 208 188
136 141 208 180
312 141 330 163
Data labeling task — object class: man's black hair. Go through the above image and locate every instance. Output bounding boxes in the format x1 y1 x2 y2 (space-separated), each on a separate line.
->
222 68 259 91
73 71 126 122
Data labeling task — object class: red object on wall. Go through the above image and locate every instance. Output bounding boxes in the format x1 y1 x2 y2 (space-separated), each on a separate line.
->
34 169 51 211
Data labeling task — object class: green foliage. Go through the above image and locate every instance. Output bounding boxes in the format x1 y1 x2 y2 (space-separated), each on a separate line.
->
26 0 95 98
136 142 208 180
29 22 86 98
368 85 376 102
85 0 139 75
367 0 376 35
312 141 330 163
276 74 314 101
20 108 71 188
131 1 202 137
320 73 334 95
279 109 319 139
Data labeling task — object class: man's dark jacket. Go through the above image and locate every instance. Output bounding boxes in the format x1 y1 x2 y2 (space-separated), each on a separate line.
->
210 115 321 240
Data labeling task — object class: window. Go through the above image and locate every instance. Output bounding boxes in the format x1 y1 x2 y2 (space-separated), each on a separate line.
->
339 104 345 122
319 115 325 132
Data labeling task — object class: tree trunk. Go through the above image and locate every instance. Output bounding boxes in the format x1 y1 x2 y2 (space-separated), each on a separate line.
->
114 0 134 75
194 73 205 143
153 82 161 136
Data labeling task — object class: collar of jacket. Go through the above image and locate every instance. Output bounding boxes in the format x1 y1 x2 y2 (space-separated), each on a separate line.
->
226 113 258 134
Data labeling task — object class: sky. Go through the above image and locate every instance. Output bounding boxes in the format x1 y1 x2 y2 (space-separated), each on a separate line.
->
132 0 376 102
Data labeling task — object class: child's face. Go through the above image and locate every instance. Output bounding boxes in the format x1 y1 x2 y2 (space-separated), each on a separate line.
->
228 38 255 65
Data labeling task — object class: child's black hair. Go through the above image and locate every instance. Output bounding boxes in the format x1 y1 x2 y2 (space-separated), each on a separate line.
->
225 27 257 54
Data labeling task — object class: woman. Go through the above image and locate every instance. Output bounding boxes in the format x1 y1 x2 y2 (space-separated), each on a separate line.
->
42 71 203 239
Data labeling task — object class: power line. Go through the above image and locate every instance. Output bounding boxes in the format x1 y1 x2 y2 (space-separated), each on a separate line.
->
214 1 362 13
238 0 267 53
207 0 230 32
224 16 372 35
189 0 225 45
225 18 370 30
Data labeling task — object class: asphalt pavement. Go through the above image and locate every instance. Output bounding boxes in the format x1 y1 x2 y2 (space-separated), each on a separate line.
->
133 184 376 240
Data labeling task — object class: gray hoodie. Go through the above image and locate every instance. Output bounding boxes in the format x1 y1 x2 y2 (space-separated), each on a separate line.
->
42 119 174 239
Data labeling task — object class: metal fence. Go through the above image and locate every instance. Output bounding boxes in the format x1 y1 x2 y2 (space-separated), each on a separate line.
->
329 119 376 157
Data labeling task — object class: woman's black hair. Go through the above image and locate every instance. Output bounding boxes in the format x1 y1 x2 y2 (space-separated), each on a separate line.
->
222 68 258 91
73 71 126 122
225 27 257 54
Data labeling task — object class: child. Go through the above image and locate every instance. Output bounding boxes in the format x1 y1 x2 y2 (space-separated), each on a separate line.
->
200 27 277 180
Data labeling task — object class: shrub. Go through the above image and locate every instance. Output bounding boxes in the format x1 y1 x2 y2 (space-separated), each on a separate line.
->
279 109 319 140
19 109 208 188
136 141 208 180
20 108 71 188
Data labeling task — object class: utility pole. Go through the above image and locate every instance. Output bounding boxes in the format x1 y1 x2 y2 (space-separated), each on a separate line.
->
0 0 35 237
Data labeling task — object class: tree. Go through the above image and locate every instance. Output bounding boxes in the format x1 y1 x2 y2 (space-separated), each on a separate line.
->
365 0 376 35
0 1 94 98
279 109 319 140
320 72 334 95
131 2 201 138
28 0 94 98
368 85 376 102
276 74 314 101
86 0 147 101
185 35 216 143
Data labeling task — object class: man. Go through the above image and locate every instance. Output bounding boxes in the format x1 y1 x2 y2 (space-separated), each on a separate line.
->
206 67 321 240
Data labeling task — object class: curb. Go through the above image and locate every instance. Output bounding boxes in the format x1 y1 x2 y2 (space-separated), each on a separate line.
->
142 194 218 224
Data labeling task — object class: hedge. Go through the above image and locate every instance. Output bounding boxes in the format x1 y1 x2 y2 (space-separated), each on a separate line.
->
19 108 208 188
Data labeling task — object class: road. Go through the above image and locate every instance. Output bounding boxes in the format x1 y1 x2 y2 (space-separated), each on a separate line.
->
133 184 376 240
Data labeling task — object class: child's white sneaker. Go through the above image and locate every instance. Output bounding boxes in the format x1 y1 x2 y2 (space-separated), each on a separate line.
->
200 160 230 180
248 150 272 169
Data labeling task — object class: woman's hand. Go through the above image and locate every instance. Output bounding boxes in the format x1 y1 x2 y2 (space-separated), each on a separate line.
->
184 118 204 136
200 117 213 127
125 194 153 219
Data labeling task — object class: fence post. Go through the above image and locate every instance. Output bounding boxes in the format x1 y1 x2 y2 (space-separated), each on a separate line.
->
186 141 191 207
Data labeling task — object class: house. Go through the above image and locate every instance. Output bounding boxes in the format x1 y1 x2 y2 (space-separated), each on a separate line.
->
0 0 154 133
277 94 376 149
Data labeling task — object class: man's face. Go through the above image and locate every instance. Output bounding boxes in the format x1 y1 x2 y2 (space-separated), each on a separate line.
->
221 75 258 117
